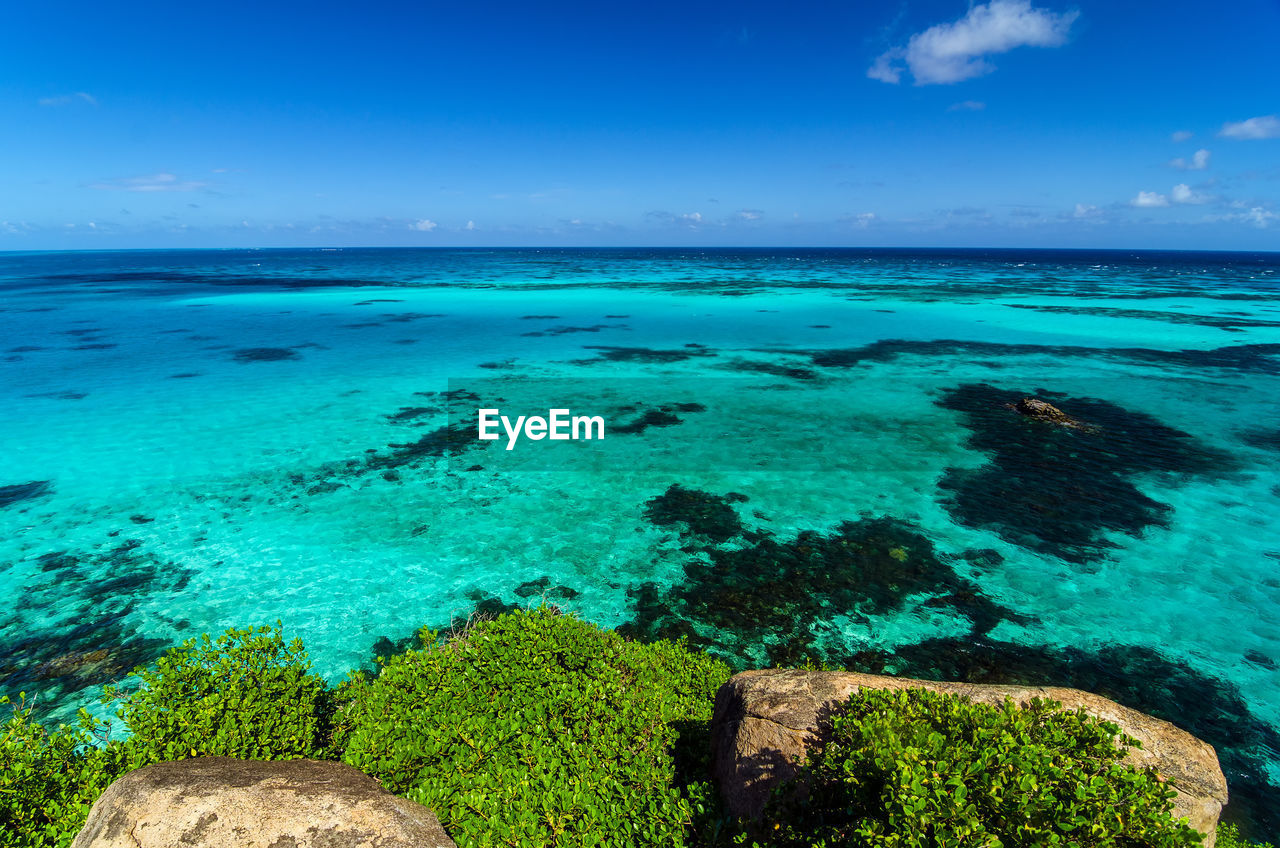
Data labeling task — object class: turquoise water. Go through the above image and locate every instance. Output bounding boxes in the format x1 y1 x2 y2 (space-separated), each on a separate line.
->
2 247 1279 831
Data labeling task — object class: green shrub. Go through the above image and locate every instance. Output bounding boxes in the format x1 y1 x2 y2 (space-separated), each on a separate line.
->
0 696 126 848
757 688 1202 847
1217 823 1276 848
336 607 731 847
110 624 333 765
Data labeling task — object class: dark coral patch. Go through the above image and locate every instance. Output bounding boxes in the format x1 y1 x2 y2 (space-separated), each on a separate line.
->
365 423 479 471
613 409 682 434
514 576 582 601
610 402 708 436
1005 303 1280 332
575 345 717 364
809 338 1280 375
232 347 300 363
643 485 748 542
1240 428 1280 451
0 541 190 712
520 324 626 337
0 481 53 509
386 406 440 423
716 357 818 381
936 383 1234 563
624 491 1024 669
24 391 87 400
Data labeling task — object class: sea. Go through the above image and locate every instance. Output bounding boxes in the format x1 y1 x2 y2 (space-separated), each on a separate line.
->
1 247 1278 831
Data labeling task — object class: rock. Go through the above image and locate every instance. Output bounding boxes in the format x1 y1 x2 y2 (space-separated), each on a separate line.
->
711 669 1228 846
72 757 455 848
34 648 120 681
1008 396 1095 430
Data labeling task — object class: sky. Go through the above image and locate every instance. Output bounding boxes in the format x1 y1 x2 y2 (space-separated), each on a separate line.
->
1 0 1278 251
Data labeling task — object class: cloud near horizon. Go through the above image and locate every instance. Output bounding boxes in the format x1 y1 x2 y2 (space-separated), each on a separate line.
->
1219 115 1280 140
89 173 206 192
868 0 1078 86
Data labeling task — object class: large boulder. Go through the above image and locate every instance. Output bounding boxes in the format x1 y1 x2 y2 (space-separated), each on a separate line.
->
711 669 1228 846
72 757 455 848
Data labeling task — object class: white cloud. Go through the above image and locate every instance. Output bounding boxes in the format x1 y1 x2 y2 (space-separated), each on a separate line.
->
868 0 1078 86
1073 203 1102 218
1169 148 1210 170
1242 207 1278 227
1171 130 1194 142
89 173 206 192
1170 183 1211 204
39 92 97 107
410 219 437 232
947 100 987 111
737 209 763 221
851 212 877 228
465 220 476 231
1219 115 1280 140
1131 191 1169 208
867 52 905 84
1210 206 1278 228
646 210 703 227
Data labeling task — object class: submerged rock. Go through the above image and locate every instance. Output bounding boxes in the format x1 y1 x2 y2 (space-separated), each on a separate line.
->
711 668 1228 845
72 757 455 848
1008 396 1095 430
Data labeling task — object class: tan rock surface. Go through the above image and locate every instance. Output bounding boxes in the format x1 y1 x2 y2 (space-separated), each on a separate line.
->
71 757 455 848
712 669 1228 845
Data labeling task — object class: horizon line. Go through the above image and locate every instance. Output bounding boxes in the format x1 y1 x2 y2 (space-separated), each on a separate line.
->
3 244 1279 256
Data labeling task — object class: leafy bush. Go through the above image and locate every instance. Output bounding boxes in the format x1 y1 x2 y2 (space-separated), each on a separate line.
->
336 607 731 847
756 688 1202 847
110 624 333 765
0 696 126 848
1217 823 1276 848
4 614 1239 848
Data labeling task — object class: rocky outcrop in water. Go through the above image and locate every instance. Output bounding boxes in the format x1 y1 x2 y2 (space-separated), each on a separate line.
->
711 669 1228 846
72 757 455 848
1007 396 1095 430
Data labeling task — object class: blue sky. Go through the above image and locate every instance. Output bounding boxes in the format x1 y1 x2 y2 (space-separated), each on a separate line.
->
2 0 1278 250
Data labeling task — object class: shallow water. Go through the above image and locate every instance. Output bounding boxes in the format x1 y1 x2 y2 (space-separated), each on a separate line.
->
2 247 1279 830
